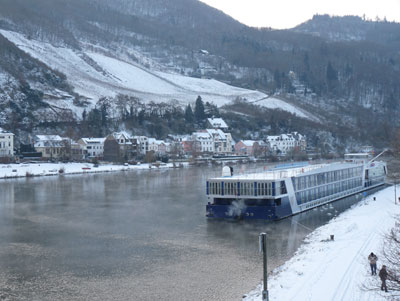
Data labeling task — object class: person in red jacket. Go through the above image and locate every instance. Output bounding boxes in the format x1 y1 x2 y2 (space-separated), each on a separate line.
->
379 265 388 292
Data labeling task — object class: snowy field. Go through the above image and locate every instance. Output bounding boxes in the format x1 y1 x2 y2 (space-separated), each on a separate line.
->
0 162 185 179
0 30 265 107
251 97 319 122
0 29 316 121
244 186 400 301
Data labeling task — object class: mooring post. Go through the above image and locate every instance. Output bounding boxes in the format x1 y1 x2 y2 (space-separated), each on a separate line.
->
259 232 269 301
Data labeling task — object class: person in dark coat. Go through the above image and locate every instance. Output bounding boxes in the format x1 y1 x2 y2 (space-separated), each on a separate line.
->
368 252 378 275
379 265 388 292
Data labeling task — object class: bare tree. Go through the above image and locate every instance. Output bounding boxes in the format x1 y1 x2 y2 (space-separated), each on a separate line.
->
362 216 400 299
381 217 400 295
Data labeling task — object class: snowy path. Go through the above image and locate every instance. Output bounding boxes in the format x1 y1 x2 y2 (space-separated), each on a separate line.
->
244 186 400 301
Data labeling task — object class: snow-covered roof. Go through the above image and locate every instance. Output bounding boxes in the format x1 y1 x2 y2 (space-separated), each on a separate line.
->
35 135 63 142
81 137 106 144
193 132 212 140
34 140 65 148
266 132 305 142
206 129 227 140
0 127 13 135
207 118 228 129
112 131 132 140
241 140 257 147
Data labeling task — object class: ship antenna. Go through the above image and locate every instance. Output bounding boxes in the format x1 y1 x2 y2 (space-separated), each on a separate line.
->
368 149 388 164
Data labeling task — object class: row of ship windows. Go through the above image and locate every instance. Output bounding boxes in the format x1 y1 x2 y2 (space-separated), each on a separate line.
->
296 178 362 205
293 167 363 191
208 181 287 196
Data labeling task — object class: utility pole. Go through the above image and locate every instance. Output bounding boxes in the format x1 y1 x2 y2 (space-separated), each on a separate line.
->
259 233 269 301
395 177 397 205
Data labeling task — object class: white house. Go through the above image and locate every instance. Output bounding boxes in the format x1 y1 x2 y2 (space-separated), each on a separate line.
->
148 138 158 153
192 131 214 153
134 136 149 155
266 132 306 155
34 135 66 159
207 117 229 131
77 138 106 158
0 128 14 157
205 129 232 154
148 138 171 155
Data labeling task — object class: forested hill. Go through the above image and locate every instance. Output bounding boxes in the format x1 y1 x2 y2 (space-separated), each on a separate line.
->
0 0 399 150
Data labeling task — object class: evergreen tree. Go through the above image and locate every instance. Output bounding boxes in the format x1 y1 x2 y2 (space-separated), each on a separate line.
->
87 108 102 136
204 102 220 118
101 104 108 127
326 61 338 81
194 95 205 123
185 104 194 123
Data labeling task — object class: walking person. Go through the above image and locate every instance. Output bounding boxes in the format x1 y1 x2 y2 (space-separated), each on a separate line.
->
368 252 378 275
379 265 388 292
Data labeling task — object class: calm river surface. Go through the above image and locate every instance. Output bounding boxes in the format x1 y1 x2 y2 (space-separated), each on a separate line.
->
0 165 372 300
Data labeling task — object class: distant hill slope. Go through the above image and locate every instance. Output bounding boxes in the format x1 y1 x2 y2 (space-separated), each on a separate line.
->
294 14 400 48
0 29 315 121
0 0 399 149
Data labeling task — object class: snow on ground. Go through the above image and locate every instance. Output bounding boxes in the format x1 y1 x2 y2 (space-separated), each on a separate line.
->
0 29 318 121
244 186 400 301
0 30 265 107
0 162 185 179
251 97 318 121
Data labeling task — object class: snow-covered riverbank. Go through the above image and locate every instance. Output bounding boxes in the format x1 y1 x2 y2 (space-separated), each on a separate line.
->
0 162 187 179
244 186 400 301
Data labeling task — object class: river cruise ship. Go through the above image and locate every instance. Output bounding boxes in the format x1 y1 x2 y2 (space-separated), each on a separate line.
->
206 154 386 220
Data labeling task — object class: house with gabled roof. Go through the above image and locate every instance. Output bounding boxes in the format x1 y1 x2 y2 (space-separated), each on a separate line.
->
103 132 137 162
77 137 106 158
206 117 228 131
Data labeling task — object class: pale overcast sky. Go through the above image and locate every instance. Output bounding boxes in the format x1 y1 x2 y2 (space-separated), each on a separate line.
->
199 0 400 29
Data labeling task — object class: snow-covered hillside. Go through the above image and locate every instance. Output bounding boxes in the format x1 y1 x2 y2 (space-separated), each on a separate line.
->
0 29 315 121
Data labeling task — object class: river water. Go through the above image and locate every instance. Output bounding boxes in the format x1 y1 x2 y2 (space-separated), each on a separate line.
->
0 165 373 300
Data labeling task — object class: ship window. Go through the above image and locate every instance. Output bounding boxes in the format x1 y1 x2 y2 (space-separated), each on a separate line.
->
281 181 287 194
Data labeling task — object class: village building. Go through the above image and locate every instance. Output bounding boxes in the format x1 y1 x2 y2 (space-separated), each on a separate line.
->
234 140 260 156
205 129 232 154
134 136 149 155
206 117 229 131
70 140 85 161
192 131 214 153
34 135 69 159
0 128 14 158
103 132 137 162
266 132 306 156
77 138 106 158
148 138 171 155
